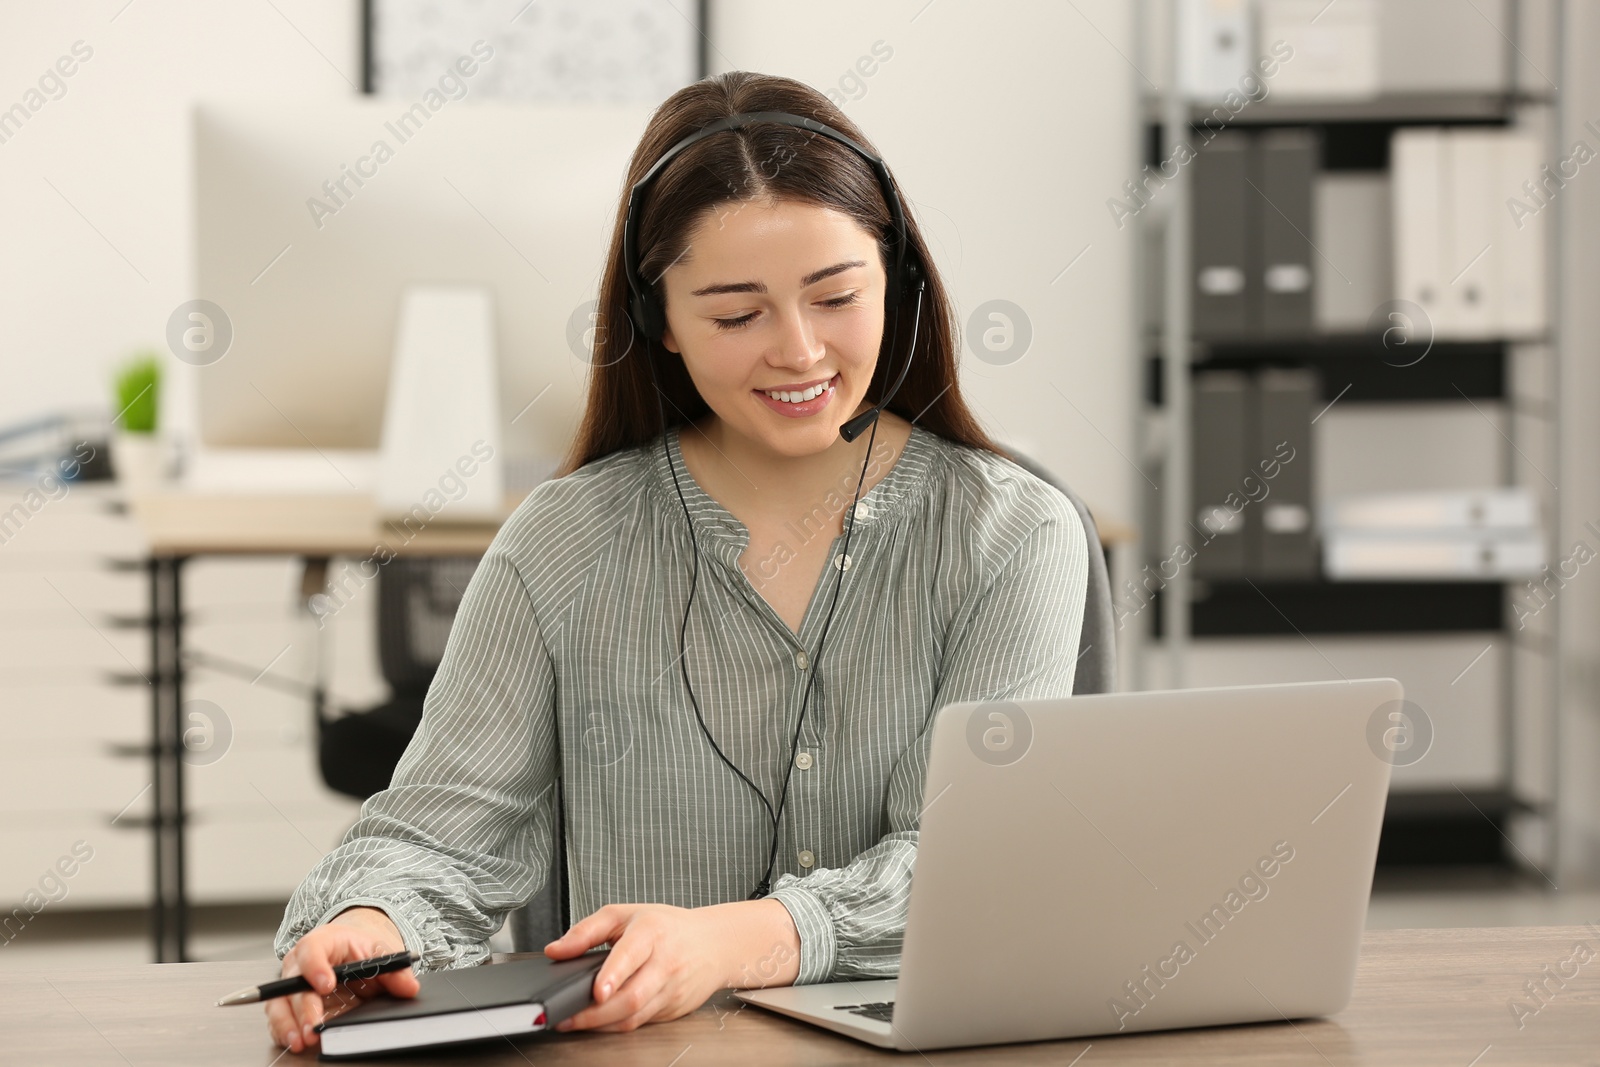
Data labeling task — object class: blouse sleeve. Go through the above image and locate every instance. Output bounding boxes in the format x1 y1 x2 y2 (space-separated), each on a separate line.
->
768 492 1089 983
273 547 561 970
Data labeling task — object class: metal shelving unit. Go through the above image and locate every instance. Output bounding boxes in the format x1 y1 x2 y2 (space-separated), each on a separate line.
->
1137 0 1566 875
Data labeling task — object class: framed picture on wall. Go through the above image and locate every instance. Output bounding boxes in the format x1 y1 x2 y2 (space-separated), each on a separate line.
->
361 0 709 102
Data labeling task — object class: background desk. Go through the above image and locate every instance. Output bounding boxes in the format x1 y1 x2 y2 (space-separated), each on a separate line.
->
8 927 1599 1065
126 490 528 964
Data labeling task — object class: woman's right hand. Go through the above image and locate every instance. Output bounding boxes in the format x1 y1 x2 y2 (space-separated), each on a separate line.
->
266 905 421 1054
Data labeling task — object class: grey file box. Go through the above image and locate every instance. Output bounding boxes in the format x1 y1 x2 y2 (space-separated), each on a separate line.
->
1256 367 1319 578
1192 131 1253 340
1191 369 1252 578
1257 129 1317 337
1192 128 1319 339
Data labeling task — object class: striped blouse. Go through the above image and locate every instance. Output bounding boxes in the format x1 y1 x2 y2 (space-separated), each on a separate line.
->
275 422 1089 985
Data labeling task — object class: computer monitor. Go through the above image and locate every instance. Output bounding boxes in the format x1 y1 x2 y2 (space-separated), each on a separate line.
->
188 97 652 463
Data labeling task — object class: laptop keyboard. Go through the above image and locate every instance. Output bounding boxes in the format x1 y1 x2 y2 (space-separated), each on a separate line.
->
833 1001 894 1023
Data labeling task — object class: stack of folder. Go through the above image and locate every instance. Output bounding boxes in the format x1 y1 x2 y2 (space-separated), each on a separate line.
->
1321 488 1546 579
1192 129 1319 340
1190 367 1318 580
1392 127 1547 339
1189 123 1547 344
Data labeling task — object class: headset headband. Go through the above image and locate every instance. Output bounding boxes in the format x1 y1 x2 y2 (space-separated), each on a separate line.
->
621 110 920 342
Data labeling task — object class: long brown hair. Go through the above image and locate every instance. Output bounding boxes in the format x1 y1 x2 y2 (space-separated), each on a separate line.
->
554 70 1007 478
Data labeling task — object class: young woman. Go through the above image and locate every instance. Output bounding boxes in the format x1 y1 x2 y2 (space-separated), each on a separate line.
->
267 70 1088 1052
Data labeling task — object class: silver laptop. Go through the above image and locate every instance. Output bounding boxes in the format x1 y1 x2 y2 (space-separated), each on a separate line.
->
735 678 1402 1051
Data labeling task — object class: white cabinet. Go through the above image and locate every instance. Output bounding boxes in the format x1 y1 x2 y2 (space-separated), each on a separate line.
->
0 480 364 909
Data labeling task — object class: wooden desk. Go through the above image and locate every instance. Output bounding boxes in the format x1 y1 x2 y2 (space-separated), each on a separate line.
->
10 927 1599 1065
129 491 527 557
128 490 1136 556
125 491 527 964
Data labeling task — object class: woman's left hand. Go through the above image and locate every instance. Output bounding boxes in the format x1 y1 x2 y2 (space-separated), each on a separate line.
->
542 899 800 1032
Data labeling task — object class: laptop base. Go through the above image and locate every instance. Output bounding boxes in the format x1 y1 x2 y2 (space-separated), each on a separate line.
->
735 979 900 1049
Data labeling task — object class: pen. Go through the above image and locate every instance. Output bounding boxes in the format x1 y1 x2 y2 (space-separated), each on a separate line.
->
215 950 421 1006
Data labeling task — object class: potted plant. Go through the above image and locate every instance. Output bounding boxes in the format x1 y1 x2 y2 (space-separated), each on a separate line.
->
110 350 166 491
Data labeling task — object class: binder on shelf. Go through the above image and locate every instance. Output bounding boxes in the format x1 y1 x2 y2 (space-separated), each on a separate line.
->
1258 129 1317 337
1192 128 1321 340
1312 172 1391 333
1322 488 1539 532
1192 131 1254 340
1376 0 1510 96
1447 130 1500 338
1392 127 1444 328
1177 0 1255 102
1321 487 1545 580
1255 367 1317 578
1261 0 1510 100
1259 0 1380 100
1188 366 1321 580
1324 530 1545 579
1392 127 1547 340
1191 369 1252 578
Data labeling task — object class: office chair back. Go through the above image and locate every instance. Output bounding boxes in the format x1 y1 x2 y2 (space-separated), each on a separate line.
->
1002 449 1117 697
316 556 481 800
377 556 482 690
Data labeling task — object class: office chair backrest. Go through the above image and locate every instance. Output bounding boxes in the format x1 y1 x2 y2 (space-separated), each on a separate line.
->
316 556 485 801
1002 449 1117 696
377 556 482 693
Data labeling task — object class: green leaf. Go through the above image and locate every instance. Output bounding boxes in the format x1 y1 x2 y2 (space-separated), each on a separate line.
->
113 351 161 433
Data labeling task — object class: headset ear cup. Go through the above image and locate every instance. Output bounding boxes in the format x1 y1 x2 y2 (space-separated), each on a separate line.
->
886 255 920 310
646 297 664 343
628 294 645 340
630 292 661 343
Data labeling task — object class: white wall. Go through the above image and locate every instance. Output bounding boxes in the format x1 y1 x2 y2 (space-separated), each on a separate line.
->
0 0 1139 528
710 0 1141 527
0 0 361 435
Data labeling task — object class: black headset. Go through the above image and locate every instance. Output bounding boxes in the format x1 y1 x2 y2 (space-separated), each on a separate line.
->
620 110 927 899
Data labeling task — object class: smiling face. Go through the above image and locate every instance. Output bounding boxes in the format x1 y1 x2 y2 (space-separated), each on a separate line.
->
657 197 886 460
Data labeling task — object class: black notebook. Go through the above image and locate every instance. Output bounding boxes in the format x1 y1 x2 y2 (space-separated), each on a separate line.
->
315 951 609 1060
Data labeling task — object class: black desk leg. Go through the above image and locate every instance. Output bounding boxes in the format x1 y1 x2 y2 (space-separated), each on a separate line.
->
149 555 188 963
